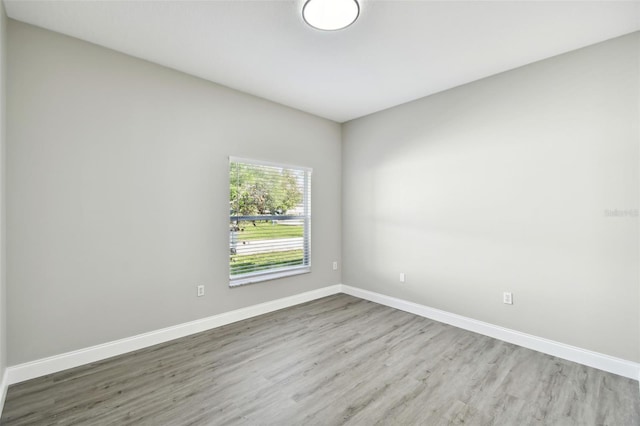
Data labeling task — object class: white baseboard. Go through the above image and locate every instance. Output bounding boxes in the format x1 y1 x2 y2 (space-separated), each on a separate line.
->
5 283 639 387
6 284 342 385
341 284 640 381
0 369 7 419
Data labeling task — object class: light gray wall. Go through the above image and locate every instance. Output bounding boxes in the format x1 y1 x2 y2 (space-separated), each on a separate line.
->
0 2 7 382
343 33 640 362
7 21 342 365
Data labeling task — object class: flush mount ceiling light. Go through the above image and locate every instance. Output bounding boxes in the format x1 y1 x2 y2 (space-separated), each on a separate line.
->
302 0 360 31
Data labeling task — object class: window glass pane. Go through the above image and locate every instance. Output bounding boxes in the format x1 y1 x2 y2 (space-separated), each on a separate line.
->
229 158 311 286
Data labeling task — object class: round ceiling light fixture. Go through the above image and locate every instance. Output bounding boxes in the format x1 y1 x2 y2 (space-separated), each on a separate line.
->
302 0 360 31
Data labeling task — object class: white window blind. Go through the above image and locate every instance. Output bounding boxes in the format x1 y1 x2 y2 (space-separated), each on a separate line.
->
229 157 311 286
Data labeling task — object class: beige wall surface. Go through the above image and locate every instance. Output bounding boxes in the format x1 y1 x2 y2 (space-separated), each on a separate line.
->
7 21 342 365
342 33 640 362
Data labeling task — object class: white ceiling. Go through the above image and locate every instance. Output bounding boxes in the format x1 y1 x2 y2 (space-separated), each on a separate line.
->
4 0 640 122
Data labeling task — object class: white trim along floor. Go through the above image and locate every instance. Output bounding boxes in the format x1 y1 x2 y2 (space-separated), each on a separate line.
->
4 283 639 402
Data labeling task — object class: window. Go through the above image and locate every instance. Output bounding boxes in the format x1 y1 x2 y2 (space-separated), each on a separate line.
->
229 157 311 286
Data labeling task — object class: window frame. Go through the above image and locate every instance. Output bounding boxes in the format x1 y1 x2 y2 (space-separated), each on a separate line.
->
228 156 312 287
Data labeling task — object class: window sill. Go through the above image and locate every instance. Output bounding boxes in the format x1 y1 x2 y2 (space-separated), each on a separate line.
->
229 266 311 288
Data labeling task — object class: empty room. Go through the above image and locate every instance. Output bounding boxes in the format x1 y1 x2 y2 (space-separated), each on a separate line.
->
0 0 638 424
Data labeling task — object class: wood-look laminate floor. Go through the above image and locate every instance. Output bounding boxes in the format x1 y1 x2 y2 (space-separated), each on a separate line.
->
2 294 639 425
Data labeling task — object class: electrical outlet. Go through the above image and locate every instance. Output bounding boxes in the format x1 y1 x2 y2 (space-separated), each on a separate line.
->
333 261 338 270
197 285 205 297
399 272 406 283
503 292 513 305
